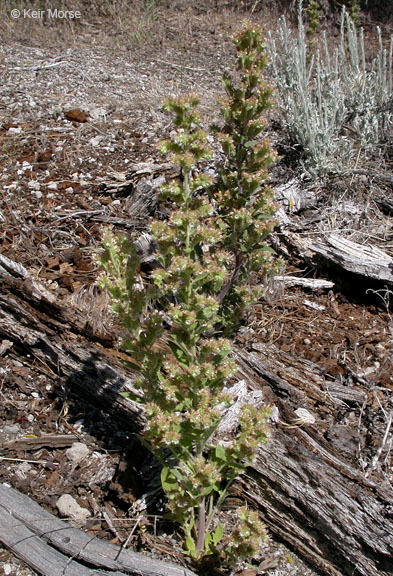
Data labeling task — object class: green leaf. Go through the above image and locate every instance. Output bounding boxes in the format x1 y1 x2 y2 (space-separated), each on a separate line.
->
161 466 178 493
167 339 189 366
185 536 196 556
120 391 144 404
121 359 141 372
215 444 227 461
204 532 212 548
212 522 223 545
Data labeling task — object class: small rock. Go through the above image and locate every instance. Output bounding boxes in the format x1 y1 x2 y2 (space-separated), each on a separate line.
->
3 423 21 435
3 563 12 575
47 182 58 190
56 494 91 525
8 126 22 135
66 442 89 464
64 108 87 123
65 187 74 193
89 107 107 121
89 135 102 147
31 190 43 199
89 106 107 122
28 180 41 191
363 365 376 377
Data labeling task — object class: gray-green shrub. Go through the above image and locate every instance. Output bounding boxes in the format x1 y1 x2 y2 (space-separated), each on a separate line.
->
267 0 393 177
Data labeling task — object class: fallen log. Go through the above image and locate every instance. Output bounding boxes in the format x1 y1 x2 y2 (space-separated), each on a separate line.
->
0 261 392 576
0 484 196 576
309 233 393 285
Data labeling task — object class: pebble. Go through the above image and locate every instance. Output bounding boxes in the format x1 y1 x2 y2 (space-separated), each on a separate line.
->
66 442 90 464
56 494 91 525
3 423 21 435
89 135 102 147
28 180 41 190
8 126 22 135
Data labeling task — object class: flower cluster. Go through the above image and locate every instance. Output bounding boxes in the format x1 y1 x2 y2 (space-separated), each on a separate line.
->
214 25 279 332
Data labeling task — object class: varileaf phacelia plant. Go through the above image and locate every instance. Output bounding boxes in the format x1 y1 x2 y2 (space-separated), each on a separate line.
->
213 26 278 332
98 26 276 570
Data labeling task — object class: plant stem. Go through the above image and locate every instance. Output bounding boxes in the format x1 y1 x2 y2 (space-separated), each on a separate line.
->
196 496 206 557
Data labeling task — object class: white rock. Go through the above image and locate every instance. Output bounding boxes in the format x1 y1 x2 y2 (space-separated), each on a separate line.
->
65 187 74 193
66 442 89 464
89 135 102 147
89 107 107 121
56 494 91 525
28 180 41 190
8 127 22 135
31 190 43 199
47 182 58 190
3 423 21 435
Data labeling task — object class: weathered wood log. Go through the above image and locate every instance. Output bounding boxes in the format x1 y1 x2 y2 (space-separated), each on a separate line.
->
309 233 393 285
235 346 393 576
274 179 318 215
3 434 79 451
1 261 392 576
0 484 196 576
274 276 334 290
275 229 393 287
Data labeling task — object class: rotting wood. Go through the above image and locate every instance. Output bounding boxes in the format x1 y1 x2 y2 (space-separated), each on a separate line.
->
0 504 124 576
274 178 318 214
2 435 79 451
0 262 393 576
0 484 196 576
274 276 334 290
275 229 393 287
309 233 393 285
101 161 179 197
